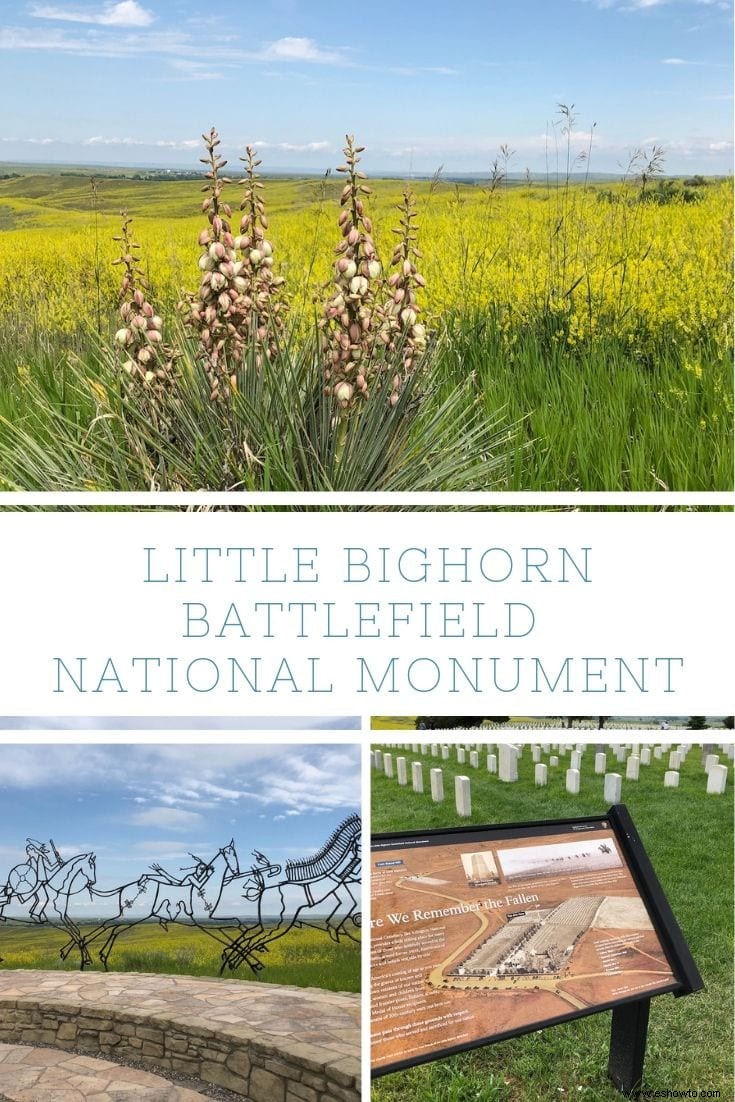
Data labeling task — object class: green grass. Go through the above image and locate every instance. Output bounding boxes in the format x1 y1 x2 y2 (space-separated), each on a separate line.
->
0 920 360 992
0 320 730 491
371 742 734 1101
453 321 732 491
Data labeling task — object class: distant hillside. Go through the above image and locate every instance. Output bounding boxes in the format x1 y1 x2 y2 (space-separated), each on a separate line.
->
1 161 730 186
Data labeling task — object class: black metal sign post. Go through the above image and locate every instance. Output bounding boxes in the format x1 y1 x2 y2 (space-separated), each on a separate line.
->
603 804 703 1095
371 804 703 1095
608 997 650 1094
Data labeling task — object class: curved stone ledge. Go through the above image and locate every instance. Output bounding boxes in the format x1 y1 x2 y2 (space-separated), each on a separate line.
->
0 970 360 1101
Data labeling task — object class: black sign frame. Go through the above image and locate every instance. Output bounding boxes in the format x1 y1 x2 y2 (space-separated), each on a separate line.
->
371 804 703 1089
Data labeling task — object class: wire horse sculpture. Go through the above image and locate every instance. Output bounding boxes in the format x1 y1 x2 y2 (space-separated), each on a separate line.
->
221 813 361 974
0 820 361 975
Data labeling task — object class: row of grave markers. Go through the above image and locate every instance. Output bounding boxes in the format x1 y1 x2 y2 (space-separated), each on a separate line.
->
371 742 732 819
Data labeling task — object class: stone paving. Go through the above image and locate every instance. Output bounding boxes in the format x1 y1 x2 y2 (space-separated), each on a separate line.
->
0 971 361 1101
0 1042 209 1100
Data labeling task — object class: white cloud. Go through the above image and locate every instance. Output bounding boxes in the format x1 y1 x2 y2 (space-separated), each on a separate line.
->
0 24 357 74
0 25 187 58
132 807 203 831
30 1 154 26
253 140 331 153
167 58 225 81
0 136 58 144
0 745 360 822
662 56 688 64
260 36 349 65
82 135 199 148
390 65 458 77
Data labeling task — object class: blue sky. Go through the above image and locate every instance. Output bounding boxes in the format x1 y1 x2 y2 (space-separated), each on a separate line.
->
0 0 731 173
0 743 360 917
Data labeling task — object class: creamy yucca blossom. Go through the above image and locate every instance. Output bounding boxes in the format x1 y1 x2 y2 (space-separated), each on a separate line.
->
179 127 244 402
112 210 177 399
236 144 289 369
320 135 383 412
379 188 428 403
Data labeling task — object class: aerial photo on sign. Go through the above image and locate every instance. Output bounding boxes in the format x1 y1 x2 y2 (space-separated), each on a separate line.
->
371 820 677 1073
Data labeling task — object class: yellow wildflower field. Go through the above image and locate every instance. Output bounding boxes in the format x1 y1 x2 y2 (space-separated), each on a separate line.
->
0 173 731 347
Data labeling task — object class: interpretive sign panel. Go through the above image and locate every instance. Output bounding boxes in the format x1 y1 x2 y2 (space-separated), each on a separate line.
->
371 805 701 1076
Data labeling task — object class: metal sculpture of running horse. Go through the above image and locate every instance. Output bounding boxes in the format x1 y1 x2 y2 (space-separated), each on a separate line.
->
220 813 361 974
0 820 361 974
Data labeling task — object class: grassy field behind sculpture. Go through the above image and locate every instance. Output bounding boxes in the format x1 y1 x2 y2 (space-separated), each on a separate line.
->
371 744 733 1101
0 163 731 491
0 920 360 992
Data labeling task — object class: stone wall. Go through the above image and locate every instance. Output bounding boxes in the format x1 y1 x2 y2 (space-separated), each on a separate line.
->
0 972 359 1102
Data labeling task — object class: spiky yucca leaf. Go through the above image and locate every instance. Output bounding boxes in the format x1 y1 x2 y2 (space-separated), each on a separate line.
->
0 325 521 492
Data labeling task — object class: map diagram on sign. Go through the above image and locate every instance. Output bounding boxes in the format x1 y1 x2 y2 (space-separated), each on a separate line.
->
371 823 677 1073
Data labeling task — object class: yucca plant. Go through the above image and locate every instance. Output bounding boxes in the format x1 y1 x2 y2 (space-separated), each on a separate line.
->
112 211 177 397
0 126 529 493
320 135 383 414
0 324 520 492
379 189 428 403
235 145 289 367
180 127 243 401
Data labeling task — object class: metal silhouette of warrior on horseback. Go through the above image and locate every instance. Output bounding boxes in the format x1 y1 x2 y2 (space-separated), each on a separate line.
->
0 819 361 974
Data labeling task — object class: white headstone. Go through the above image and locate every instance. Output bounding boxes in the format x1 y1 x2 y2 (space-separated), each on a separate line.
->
412 761 424 793
397 757 408 786
535 763 548 787
550 755 559 767
616 747 627 763
664 770 679 788
594 752 607 775
566 768 580 794
604 773 622 802
411 743 419 754
706 764 728 795
704 753 720 774
532 745 541 763
430 768 444 802
668 751 681 771
431 743 439 757
469 750 479 768
457 747 466 764
383 753 393 778
373 749 383 770
626 755 640 781
640 748 651 766
654 746 663 759
487 753 497 774
727 745 735 761
498 744 518 783
570 750 582 770
455 775 472 817
441 745 450 760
